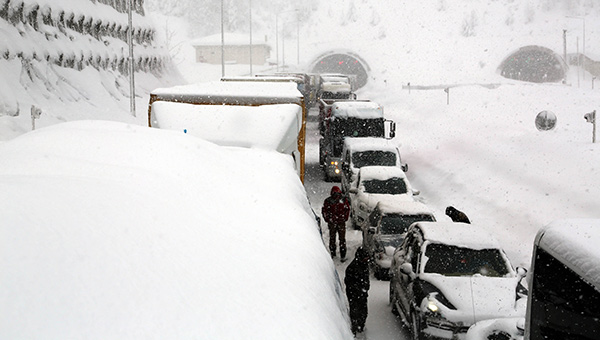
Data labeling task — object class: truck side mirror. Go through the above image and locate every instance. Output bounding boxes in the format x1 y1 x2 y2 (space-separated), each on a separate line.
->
402 163 409 172
386 120 396 139
368 227 376 235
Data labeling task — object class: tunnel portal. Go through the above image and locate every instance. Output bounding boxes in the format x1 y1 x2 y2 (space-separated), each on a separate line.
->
310 52 370 89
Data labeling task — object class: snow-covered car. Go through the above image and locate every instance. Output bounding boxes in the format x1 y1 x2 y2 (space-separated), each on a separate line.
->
363 201 436 280
349 166 418 229
340 137 408 194
389 222 528 340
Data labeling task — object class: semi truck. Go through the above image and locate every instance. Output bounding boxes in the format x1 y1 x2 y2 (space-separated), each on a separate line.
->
319 101 395 181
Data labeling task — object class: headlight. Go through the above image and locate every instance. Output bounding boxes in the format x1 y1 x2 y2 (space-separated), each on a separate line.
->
426 299 440 313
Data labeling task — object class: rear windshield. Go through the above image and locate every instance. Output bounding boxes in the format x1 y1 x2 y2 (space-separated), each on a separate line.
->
353 151 396 168
423 243 510 277
363 178 407 195
380 214 435 235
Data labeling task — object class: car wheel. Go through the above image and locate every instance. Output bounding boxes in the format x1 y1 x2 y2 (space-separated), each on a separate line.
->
411 310 424 340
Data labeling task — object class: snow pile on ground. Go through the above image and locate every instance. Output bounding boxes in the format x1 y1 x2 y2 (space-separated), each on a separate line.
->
0 120 352 339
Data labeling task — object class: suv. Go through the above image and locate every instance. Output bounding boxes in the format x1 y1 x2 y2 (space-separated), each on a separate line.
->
341 137 408 194
390 222 527 340
363 201 435 280
349 166 418 229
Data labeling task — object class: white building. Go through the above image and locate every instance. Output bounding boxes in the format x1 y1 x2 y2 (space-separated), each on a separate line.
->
191 33 271 65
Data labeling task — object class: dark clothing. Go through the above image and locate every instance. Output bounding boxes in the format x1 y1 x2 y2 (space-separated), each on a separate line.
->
328 223 346 259
322 186 350 258
446 206 471 224
345 248 370 335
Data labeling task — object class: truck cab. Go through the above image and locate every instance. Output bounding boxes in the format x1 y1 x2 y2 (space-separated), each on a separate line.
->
319 101 396 181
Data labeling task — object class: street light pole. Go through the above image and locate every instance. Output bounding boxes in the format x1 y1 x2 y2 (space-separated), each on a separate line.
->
220 0 225 77
275 15 279 72
249 0 253 75
567 16 586 80
127 0 136 117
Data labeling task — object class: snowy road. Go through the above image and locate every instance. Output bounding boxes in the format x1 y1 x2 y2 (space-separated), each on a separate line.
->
304 110 409 340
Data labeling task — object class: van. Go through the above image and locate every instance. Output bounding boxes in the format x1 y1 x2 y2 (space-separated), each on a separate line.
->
525 219 600 340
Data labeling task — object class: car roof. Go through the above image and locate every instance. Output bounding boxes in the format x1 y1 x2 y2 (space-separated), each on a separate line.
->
359 166 407 180
343 137 399 152
375 200 434 215
537 219 600 291
411 222 503 250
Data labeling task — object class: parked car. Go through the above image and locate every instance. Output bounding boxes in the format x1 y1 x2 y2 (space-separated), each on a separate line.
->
340 137 408 194
362 201 436 280
349 166 418 229
389 222 528 340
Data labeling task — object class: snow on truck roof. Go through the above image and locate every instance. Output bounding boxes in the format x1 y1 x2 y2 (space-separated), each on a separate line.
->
537 219 600 290
151 102 302 153
0 121 351 339
151 80 303 105
344 137 400 152
332 101 383 119
414 222 504 250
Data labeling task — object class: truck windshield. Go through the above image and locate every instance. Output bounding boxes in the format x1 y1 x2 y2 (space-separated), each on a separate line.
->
380 214 435 235
362 178 407 195
423 244 510 277
353 151 396 168
331 118 384 138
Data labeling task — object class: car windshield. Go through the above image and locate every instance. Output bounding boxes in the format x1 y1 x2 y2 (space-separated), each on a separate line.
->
423 243 511 277
352 150 396 168
362 178 407 195
380 214 435 235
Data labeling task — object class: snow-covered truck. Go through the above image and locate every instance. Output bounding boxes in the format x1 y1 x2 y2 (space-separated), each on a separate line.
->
319 101 396 181
148 80 307 182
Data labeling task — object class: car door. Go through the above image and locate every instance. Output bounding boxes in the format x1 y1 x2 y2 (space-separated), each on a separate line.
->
396 232 422 317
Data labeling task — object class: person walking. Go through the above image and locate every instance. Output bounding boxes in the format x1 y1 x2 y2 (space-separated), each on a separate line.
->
344 247 370 335
322 186 350 260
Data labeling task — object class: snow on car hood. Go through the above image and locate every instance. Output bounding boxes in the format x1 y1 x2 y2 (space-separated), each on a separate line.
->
422 274 524 325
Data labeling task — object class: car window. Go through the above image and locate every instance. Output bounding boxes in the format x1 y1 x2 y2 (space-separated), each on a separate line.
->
362 178 408 194
423 243 511 277
380 214 435 235
352 150 396 168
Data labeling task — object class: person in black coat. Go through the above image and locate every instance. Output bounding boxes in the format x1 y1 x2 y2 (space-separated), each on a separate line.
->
344 247 370 335
446 206 471 224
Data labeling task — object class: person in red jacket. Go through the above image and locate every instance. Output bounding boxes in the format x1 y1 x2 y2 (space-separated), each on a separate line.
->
322 186 350 261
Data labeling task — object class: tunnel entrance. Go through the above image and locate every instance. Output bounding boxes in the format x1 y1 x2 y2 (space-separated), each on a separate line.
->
310 52 370 89
498 46 567 83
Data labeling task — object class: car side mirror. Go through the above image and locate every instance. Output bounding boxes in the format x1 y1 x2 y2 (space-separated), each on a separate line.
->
516 266 527 279
402 163 408 172
412 189 420 196
400 263 416 280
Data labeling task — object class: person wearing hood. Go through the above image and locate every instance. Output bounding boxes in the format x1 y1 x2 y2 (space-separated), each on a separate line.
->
345 247 371 335
322 186 350 260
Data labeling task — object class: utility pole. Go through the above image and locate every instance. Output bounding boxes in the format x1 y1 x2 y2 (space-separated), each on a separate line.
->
220 0 225 77
249 0 253 75
127 0 136 116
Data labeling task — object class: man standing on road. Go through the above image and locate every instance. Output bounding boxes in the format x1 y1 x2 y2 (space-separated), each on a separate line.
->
322 186 350 261
345 247 370 336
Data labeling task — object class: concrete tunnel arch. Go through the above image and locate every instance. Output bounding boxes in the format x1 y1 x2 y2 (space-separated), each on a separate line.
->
498 46 567 83
309 51 371 89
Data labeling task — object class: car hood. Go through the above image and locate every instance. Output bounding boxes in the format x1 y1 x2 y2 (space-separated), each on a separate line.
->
421 274 524 325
